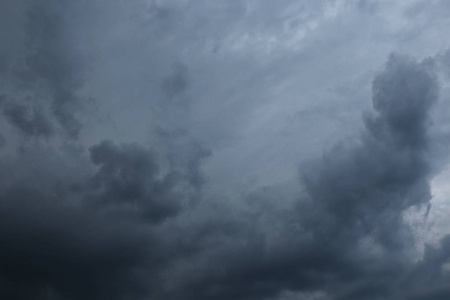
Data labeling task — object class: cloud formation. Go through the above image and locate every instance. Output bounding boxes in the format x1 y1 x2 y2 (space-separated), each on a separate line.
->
1 1 82 140
1 1 450 300
152 54 441 300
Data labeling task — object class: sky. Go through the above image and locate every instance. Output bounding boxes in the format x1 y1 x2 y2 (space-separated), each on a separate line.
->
1 0 450 299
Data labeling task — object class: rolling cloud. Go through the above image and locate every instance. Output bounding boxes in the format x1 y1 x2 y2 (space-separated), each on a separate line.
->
1 1 450 300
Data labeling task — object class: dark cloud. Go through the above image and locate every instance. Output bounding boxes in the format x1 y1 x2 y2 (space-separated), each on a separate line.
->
0 133 6 148
0 50 446 300
150 55 442 300
438 48 450 79
24 4 82 138
303 55 437 250
0 2 83 140
87 140 189 223
161 62 189 99
0 144 150 300
0 187 150 300
1 98 53 138
295 55 440 298
1 1 450 300
394 235 450 300
366 54 437 148
160 62 190 110
0 137 210 299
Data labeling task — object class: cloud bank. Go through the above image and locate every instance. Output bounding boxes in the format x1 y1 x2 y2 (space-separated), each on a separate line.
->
1 1 450 300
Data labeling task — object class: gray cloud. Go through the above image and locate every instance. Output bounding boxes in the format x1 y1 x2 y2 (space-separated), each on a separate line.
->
401 235 450 299
0 1 83 140
0 188 150 300
86 139 207 223
144 54 444 300
299 54 438 298
1 1 450 300
23 4 82 138
0 144 149 300
0 139 210 299
1 97 53 138
161 62 189 102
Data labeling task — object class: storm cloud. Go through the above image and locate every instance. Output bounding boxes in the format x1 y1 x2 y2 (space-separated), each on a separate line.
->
1 1 450 300
151 53 441 300
1 1 82 140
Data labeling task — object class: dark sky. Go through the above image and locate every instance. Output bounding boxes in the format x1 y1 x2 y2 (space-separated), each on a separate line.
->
1 1 450 299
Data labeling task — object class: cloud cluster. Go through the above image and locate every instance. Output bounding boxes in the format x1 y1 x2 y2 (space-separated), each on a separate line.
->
152 54 442 300
1 1 450 300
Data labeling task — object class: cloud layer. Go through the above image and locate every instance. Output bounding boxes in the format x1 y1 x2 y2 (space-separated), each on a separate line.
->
1 1 450 300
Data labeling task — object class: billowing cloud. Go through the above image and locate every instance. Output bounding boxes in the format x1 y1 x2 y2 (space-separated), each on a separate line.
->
86 139 209 223
1 1 450 300
152 54 441 300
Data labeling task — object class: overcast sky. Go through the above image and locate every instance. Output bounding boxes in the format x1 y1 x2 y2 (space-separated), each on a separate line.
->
1 0 450 299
